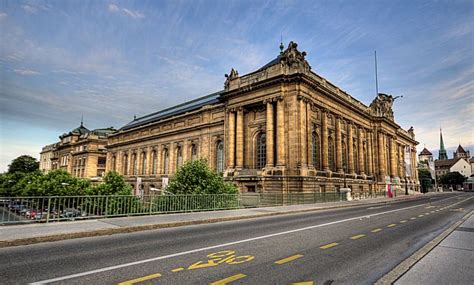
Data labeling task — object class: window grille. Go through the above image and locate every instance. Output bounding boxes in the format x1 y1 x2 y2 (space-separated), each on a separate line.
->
256 133 266 169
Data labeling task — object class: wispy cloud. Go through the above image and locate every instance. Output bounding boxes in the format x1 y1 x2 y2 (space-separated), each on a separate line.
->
21 2 50 14
107 4 144 19
0 12 7 19
14 68 40 75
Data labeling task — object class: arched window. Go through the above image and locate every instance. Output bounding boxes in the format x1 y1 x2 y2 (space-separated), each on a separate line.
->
152 150 157 174
141 152 146 175
191 144 198 161
176 146 183 168
256 133 266 169
132 153 138 175
312 131 320 169
353 139 358 174
342 139 347 172
328 136 335 171
112 155 116 171
123 154 128 175
163 149 169 174
216 141 224 173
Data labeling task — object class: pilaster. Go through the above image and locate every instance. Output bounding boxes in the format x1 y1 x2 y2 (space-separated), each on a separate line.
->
265 100 274 167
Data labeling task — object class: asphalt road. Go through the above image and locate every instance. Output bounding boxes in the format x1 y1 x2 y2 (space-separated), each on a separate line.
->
0 192 472 285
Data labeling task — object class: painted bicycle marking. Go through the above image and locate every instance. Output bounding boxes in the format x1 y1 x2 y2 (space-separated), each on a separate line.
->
187 250 254 270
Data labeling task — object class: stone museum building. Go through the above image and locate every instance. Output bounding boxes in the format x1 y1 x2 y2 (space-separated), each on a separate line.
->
105 42 420 194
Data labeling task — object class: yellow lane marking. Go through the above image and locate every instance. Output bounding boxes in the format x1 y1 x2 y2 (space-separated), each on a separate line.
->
211 274 246 285
400 220 407 223
387 224 397 228
320 242 339 249
418 214 424 217
350 234 366 240
292 282 314 285
275 254 304 265
410 217 416 220
171 267 184 272
371 228 382 233
117 273 162 285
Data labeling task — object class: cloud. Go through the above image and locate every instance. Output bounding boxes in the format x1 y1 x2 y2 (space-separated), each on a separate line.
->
107 4 144 19
0 12 7 19
21 2 50 14
14 69 40 75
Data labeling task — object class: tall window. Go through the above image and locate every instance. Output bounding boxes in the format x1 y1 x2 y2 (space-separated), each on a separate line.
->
132 153 138 175
312 131 320 169
256 133 266 169
353 139 358 174
176 146 183 168
163 149 169 174
328 136 335 171
123 154 128 175
342 139 347 171
191 144 198 161
152 150 157 174
216 141 224 173
141 152 146 175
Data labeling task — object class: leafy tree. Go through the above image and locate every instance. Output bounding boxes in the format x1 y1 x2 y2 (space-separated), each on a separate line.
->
418 168 433 193
8 155 39 174
167 159 238 195
439 172 466 188
0 171 26 196
21 170 91 196
91 171 133 195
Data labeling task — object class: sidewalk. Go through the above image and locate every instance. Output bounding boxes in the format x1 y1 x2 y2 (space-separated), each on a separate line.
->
0 193 426 248
395 213 474 285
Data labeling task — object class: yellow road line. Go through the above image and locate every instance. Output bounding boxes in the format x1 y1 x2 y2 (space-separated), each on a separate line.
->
211 274 246 285
418 214 424 217
292 282 314 285
400 220 407 223
171 267 184 272
275 254 304 265
320 242 339 249
117 273 162 285
371 228 382 233
387 224 397 228
350 234 366 240
410 217 416 220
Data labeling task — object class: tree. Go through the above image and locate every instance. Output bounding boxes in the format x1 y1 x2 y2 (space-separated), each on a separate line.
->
20 170 91 196
439 172 466 189
418 168 433 193
8 155 39 174
167 159 238 195
0 171 26 196
91 171 133 195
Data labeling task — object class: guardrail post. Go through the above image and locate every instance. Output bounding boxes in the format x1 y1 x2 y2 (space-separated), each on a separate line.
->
105 196 109 218
149 196 153 215
46 197 51 223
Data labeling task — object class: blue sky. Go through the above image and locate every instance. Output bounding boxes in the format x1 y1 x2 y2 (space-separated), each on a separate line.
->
1 0 473 172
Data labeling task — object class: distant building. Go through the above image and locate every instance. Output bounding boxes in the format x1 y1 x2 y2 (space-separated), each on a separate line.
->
41 122 116 179
435 157 471 178
438 129 448 160
39 143 57 173
418 147 433 169
453 144 470 160
470 157 474 175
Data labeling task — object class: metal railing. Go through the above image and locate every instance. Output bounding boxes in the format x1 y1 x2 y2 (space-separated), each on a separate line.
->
0 191 384 225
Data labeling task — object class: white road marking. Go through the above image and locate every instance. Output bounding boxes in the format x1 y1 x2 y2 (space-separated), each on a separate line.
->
30 195 471 284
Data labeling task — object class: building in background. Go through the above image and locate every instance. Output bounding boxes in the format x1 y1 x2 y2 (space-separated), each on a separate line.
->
39 143 58 173
41 122 115 179
418 147 433 169
106 42 420 194
438 129 448 160
453 144 470 160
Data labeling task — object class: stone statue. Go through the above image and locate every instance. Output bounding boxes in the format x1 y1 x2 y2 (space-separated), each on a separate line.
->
224 68 239 90
279 41 311 72
369 93 401 120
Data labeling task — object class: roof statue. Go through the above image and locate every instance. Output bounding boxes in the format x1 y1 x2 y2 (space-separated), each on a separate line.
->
369 93 402 120
279 41 311 72
224 68 239 90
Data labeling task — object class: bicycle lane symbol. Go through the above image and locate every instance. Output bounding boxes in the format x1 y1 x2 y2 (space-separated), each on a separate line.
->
187 250 254 270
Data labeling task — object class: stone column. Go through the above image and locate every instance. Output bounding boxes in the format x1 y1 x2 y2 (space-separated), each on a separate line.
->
321 110 329 171
156 146 162 174
390 137 397 177
307 103 313 168
276 97 285 166
299 97 308 167
227 111 235 168
367 131 374 176
183 140 189 162
106 152 112 172
378 132 386 180
116 151 123 175
169 144 175 174
266 100 274 167
335 116 343 173
412 148 418 181
127 150 133 176
398 144 403 178
236 107 244 169
146 146 152 175
348 123 354 174
358 128 365 175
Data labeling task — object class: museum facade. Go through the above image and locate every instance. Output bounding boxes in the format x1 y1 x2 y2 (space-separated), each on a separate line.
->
105 42 420 194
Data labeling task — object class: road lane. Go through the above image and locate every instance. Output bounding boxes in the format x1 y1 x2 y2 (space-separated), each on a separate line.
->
0 192 472 285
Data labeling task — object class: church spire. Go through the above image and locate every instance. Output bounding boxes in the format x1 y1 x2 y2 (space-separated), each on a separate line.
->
438 128 447 160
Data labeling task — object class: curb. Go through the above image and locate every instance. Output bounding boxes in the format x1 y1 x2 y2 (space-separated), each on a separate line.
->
0 194 429 248
375 209 473 285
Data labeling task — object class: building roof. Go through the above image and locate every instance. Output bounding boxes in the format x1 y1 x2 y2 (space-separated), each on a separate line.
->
455 144 467 154
120 91 222 131
257 55 281 71
435 158 460 168
470 157 474 163
419 147 432 156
